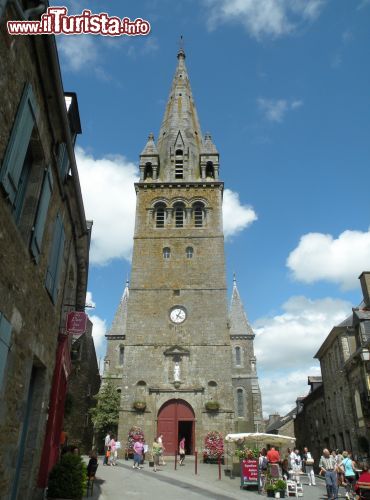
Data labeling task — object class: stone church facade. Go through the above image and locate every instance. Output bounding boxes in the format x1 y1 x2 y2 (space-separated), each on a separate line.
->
103 48 263 454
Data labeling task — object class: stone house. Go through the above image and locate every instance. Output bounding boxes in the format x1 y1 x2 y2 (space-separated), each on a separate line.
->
265 408 297 440
0 2 91 498
63 318 101 454
295 273 370 462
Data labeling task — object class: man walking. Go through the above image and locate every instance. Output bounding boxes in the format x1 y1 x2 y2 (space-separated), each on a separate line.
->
319 448 338 499
103 431 111 465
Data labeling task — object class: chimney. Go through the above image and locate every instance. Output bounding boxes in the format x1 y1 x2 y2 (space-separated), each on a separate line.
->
268 413 280 426
359 272 370 307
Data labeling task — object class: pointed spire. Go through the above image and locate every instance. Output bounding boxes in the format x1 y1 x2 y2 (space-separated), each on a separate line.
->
107 280 129 337
140 132 158 156
229 276 254 336
202 132 218 155
156 43 203 180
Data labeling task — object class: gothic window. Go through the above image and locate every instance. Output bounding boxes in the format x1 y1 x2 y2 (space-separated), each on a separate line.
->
163 247 171 259
186 246 193 258
193 203 204 227
119 346 124 365
206 161 214 178
175 149 183 179
235 346 241 366
174 204 185 228
237 388 244 417
144 162 153 180
155 203 166 228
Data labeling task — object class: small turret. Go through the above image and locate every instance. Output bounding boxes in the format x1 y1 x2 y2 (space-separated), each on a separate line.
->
200 132 219 181
139 133 159 181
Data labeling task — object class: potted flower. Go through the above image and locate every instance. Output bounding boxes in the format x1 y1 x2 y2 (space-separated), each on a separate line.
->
274 479 287 498
266 484 276 498
203 431 224 464
47 453 87 499
205 401 220 412
132 401 146 411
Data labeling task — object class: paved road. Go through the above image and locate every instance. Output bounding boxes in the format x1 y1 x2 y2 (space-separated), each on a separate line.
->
87 457 344 499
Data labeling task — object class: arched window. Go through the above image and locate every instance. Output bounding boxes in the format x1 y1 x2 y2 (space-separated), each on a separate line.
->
237 388 244 417
175 149 183 179
163 247 171 259
119 346 124 365
174 204 185 228
186 246 193 258
144 162 153 180
235 347 241 366
206 161 214 178
155 203 166 228
193 203 204 227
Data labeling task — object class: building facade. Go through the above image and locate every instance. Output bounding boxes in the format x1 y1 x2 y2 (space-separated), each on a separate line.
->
295 273 370 462
0 2 91 498
102 49 263 455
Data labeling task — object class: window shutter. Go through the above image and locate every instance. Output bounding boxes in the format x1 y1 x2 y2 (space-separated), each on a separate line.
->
0 83 38 204
0 312 12 391
30 166 53 263
57 143 70 180
45 214 65 303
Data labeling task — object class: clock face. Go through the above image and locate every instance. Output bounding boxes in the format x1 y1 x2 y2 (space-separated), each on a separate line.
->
170 307 187 324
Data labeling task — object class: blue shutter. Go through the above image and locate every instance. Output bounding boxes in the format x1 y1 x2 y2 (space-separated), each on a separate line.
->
0 312 12 391
57 143 70 180
45 214 65 303
0 83 38 205
30 166 53 263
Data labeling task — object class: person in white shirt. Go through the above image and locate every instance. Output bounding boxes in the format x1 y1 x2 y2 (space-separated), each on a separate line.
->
104 432 111 465
157 434 166 466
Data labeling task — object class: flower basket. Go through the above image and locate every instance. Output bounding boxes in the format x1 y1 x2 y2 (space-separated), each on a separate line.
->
203 431 224 463
132 401 146 411
205 401 220 412
127 426 145 454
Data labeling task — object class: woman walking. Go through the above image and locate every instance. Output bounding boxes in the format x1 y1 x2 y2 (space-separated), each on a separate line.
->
152 438 162 472
133 439 144 469
341 451 356 499
109 435 117 466
302 447 316 486
179 437 186 465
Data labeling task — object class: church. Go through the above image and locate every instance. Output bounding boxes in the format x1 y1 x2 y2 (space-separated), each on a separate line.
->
102 47 263 455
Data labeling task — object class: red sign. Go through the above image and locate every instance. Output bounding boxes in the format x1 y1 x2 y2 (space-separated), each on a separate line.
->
66 311 87 336
242 459 258 483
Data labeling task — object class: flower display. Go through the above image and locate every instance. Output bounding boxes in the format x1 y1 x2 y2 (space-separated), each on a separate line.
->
235 446 259 460
203 431 224 459
127 426 145 451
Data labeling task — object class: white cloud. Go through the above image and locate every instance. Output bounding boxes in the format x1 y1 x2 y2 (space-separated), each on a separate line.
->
204 0 326 39
89 314 107 351
223 189 257 239
258 98 303 123
57 35 99 72
76 147 138 265
287 229 370 290
254 295 350 415
357 0 370 10
85 291 96 308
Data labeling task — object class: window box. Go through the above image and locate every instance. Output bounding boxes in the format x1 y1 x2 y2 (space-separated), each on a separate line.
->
132 401 146 411
205 401 220 412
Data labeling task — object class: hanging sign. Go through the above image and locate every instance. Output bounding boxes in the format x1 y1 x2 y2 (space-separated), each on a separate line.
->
66 311 87 336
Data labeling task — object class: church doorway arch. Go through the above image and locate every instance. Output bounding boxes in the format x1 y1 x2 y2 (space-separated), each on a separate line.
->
157 399 195 455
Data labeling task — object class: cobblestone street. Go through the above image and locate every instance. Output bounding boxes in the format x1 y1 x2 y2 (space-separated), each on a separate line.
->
85 456 342 500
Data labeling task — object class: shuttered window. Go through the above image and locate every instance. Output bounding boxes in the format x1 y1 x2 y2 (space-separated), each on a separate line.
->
0 312 12 391
30 166 53 263
0 83 38 205
45 214 65 303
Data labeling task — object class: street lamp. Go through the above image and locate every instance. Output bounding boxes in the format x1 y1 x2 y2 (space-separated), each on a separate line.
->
360 349 370 362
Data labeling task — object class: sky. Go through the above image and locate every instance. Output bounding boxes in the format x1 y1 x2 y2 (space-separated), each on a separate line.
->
53 0 370 417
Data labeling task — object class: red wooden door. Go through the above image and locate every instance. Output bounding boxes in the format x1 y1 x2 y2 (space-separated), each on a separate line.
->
157 399 194 454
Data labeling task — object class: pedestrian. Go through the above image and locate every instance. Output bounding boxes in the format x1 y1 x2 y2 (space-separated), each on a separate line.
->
157 434 166 466
341 451 357 498
152 438 162 472
179 437 185 465
109 434 117 466
103 431 111 465
302 446 316 486
267 446 281 464
336 450 345 487
87 450 98 479
133 439 144 469
319 448 339 500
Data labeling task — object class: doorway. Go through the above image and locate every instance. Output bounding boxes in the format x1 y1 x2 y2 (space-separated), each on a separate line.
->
178 421 193 454
157 399 195 454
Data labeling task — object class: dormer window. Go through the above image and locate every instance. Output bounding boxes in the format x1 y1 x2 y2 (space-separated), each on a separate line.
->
175 149 183 179
144 162 153 180
206 161 214 178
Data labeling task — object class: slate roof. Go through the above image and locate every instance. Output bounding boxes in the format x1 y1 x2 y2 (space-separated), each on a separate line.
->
265 407 297 433
107 280 129 337
229 275 254 337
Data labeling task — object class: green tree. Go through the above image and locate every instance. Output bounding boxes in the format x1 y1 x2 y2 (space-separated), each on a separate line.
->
89 381 120 434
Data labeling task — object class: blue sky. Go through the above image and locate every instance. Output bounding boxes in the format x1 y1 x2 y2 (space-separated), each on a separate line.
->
54 0 370 416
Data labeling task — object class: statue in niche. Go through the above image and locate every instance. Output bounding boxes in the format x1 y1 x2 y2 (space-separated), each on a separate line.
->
174 361 181 381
